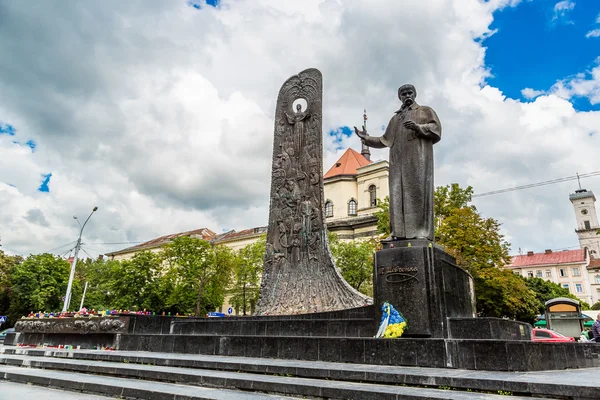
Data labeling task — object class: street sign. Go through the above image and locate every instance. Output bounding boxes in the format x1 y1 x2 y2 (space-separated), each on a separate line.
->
62 296 66 301
227 307 233 315
0 316 6 324
207 312 225 318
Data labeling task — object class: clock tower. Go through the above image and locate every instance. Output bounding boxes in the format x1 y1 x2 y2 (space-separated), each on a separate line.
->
570 188 600 257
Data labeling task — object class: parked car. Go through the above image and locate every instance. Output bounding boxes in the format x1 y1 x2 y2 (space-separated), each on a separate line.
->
532 328 575 343
0 328 14 342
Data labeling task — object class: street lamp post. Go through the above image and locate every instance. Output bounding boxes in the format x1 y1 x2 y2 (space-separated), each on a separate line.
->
62 206 98 313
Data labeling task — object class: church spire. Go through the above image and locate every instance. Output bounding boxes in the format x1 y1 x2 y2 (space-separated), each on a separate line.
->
361 109 371 161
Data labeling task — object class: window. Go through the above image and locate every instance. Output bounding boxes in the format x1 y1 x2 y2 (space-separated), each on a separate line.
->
584 220 591 230
348 199 357 216
575 284 583 293
325 201 333 218
534 330 551 338
368 185 377 207
572 267 580 277
527 271 534 277
559 268 567 277
536 270 542 278
562 284 569 290
545 270 552 278
596 275 600 284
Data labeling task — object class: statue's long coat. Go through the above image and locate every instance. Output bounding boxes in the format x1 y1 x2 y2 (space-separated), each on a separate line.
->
366 103 441 240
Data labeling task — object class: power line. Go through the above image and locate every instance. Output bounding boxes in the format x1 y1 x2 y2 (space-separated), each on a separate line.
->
44 240 77 253
473 170 600 198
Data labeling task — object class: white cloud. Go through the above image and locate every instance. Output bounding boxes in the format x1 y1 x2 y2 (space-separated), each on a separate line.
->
586 29 600 38
0 0 598 259
552 1 576 24
554 0 576 12
521 87 546 99
551 57 600 104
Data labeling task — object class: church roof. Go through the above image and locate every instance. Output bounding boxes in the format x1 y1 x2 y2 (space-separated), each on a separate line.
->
507 249 587 268
323 148 372 179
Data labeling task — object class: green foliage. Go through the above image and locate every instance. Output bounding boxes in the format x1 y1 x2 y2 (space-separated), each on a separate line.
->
0 251 21 318
108 251 164 311
433 184 541 321
76 257 120 310
523 277 588 314
434 183 475 226
590 301 600 310
161 236 234 315
474 268 539 323
435 206 512 274
374 196 390 236
8 253 71 322
329 233 377 296
230 237 266 315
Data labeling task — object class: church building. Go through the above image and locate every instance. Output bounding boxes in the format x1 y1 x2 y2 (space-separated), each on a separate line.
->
323 146 389 241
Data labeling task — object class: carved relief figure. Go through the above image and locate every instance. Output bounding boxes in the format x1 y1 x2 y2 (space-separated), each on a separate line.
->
255 68 371 315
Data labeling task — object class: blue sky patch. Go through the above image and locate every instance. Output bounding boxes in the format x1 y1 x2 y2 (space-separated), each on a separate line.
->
38 173 52 193
188 0 219 10
25 139 36 152
0 122 16 136
328 126 352 151
484 0 600 111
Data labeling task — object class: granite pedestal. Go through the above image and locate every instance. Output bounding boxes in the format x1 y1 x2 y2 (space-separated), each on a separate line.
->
375 239 476 337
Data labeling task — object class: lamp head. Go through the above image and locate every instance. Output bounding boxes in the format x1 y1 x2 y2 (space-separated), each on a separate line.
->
93 206 98 212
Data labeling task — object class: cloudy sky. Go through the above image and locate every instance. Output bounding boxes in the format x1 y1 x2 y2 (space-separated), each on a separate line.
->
1 0 599 258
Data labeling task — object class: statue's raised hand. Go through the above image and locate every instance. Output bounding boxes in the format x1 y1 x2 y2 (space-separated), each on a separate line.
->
354 126 367 140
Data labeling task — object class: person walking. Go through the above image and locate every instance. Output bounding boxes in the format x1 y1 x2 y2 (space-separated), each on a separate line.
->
592 316 600 342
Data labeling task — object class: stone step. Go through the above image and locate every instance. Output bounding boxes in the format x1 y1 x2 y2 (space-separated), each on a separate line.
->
0 364 299 399
0 352 542 400
4 346 599 399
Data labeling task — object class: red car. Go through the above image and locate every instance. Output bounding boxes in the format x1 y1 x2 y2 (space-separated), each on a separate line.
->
532 328 575 342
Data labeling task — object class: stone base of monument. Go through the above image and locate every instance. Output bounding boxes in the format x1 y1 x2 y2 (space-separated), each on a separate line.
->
4 243 598 372
374 239 531 341
6 308 600 372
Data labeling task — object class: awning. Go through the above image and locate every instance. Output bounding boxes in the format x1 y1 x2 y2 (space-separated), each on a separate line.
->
534 320 547 327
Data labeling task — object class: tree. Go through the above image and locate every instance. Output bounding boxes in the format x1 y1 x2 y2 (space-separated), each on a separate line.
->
374 196 390 236
109 251 164 311
161 237 234 315
0 251 22 319
8 253 70 321
434 183 476 229
329 233 377 296
435 206 512 274
230 237 266 315
591 301 600 310
75 257 120 311
474 267 539 323
523 277 589 315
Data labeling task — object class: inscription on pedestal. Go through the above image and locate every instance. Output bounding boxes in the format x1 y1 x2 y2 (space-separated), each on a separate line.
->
377 266 420 284
374 243 475 338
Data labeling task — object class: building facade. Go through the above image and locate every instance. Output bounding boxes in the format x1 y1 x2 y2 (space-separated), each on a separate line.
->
323 148 389 241
507 249 593 304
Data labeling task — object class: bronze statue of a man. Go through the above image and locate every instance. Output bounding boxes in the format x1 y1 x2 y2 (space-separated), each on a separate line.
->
355 84 441 241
